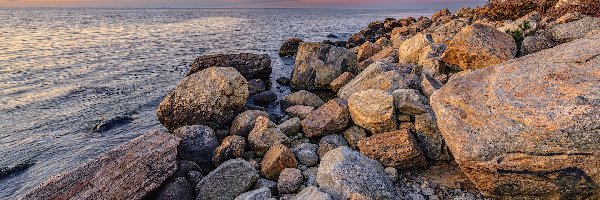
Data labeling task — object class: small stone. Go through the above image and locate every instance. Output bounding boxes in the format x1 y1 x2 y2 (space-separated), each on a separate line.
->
277 168 303 194
318 134 349 158
302 167 318 187
174 125 219 173
252 91 277 106
281 90 324 110
397 114 412 122
278 117 302 136
155 177 193 200
357 129 427 168
174 160 201 178
195 159 259 200
213 135 247 166
277 77 291 85
248 79 266 95
234 187 272 200
186 171 203 187
292 143 319 167
330 72 355 93
260 144 298 180
301 98 350 138
254 178 277 194
294 186 333 200
248 116 289 156
230 110 270 137
385 167 398 182
342 126 368 149
393 89 431 116
285 105 315 120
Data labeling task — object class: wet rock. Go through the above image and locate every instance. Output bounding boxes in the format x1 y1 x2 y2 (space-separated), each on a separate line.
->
252 91 277 106
157 67 248 130
330 72 354 93
441 23 516 70
234 187 272 200
248 79 266 95
154 177 193 200
278 117 302 136
317 147 397 199
393 89 431 116
278 168 303 194
254 178 277 194
547 17 600 44
291 43 357 90
357 129 427 168
230 110 270 137
276 77 291 85
348 89 397 134
0 161 35 180
280 38 304 57
280 90 324 110
196 159 260 200
174 125 219 173
295 186 332 200
414 112 451 161
213 135 246 166
23 130 178 200
248 116 289 156
357 41 383 62
93 115 133 132
301 98 350 138
430 35 600 199
293 143 319 167
342 126 367 150
260 144 298 180
318 134 348 158
338 62 418 99
285 105 315 120
187 53 271 81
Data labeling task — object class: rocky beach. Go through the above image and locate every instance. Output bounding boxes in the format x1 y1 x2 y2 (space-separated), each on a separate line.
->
18 0 600 199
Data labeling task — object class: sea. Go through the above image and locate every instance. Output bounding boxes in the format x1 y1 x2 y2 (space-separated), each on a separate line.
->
0 8 435 199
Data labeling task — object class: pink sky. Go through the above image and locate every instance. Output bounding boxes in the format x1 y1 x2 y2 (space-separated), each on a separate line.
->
0 0 486 8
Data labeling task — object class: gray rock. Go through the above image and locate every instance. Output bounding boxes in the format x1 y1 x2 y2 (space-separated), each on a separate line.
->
230 110 270 137
248 79 266 95
157 67 248 130
294 186 333 200
420 73 443 98
174 125 219 173
385 167 398 183
278 117 302 136
277 168 303 194
291 43 357 90
254 178 277 194
196 159 260 200
547 17 600 44
281 90 324 110
302 167 319 187
318 134 348 158
253 91 277 106
175 160 201 178
414 112 451 161
393 89 431 116
187 53 272 82
155 177 194 200
521 33 556 55
186 171 203 187
317 147 398 200
234 187 272 200
248 116 289 156
338 62 418 99
293 143 319 167
342 126 367 149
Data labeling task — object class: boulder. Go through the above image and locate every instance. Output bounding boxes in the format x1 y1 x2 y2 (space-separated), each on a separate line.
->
234 187 271 200
497 11 541 37
280 38 303 57
414 112 451 161
348 89 397 134
338 62 418 99
398 33 436 64
357 129 427 168
157 67 248 130
318 134 349 158
174 125 219 173
432 8 452 23
260 144 298 180
547 17 600 44
187 53 271 81
317 147 397 199
342 126 367 150
285 105 315 120
293 143 319 167
430 35 600 199
248 116 289 156
357 41 383 62
278 117 302 136
291 43 357 90
420 73 443 98
280 90 324 110
196 159 260 200
301 98 350 138
277 168 303 194
154 177 194 200
23 130 178 200
294 186 333 200
330 72 354 92
441 23 516 70
213 135 246 166
393 89 432 116
230 110 270 137
247 79 266 95
358 47 399 73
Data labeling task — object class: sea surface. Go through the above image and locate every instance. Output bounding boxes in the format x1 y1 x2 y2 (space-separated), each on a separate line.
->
0 8 434 199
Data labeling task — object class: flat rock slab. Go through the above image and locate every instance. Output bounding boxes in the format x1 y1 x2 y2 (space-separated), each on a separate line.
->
23 130 179 200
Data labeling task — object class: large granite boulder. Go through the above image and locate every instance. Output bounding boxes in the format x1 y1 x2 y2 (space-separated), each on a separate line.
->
248 116 289 156
173 125 219 173
441 23 516 70
230 110 270 137
317 147 397 200
348 89 397 134
291 42 357 90
186 53 271 81
301 98 350 138
430 34 600 199
357 129 427 168
157 67 248 130
196 159 260 200
547 17 600 44
338 62 418 99
23 130 179 200
280 38 303 57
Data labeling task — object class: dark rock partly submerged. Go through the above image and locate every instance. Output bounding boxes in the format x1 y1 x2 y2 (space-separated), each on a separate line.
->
186 53 272 82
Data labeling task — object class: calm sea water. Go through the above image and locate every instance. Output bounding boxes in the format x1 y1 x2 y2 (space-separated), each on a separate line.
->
0 8 434 198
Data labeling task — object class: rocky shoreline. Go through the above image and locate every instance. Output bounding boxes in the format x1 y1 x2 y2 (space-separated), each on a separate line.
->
22 1 599 200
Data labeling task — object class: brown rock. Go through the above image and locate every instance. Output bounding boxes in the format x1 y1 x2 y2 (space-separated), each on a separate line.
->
280 38 303 57
285 105 315 120
338 62 418 99
392 26 409 37
23 130 179 200
260 144 298 180
301 98 350 138
430 35 600 198
230 110 270 137
348 89 397 134
248 116 289 156
343 126 368 149
357 129 427 168
432 8 452 23
330 72 354 92
291 42 357 90
212 135 246 166
358 47 398 72
441 23 516 70
186 53 271 81
357 41 383 62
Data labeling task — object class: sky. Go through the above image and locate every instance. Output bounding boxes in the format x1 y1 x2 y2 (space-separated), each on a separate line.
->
0 0 486 9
